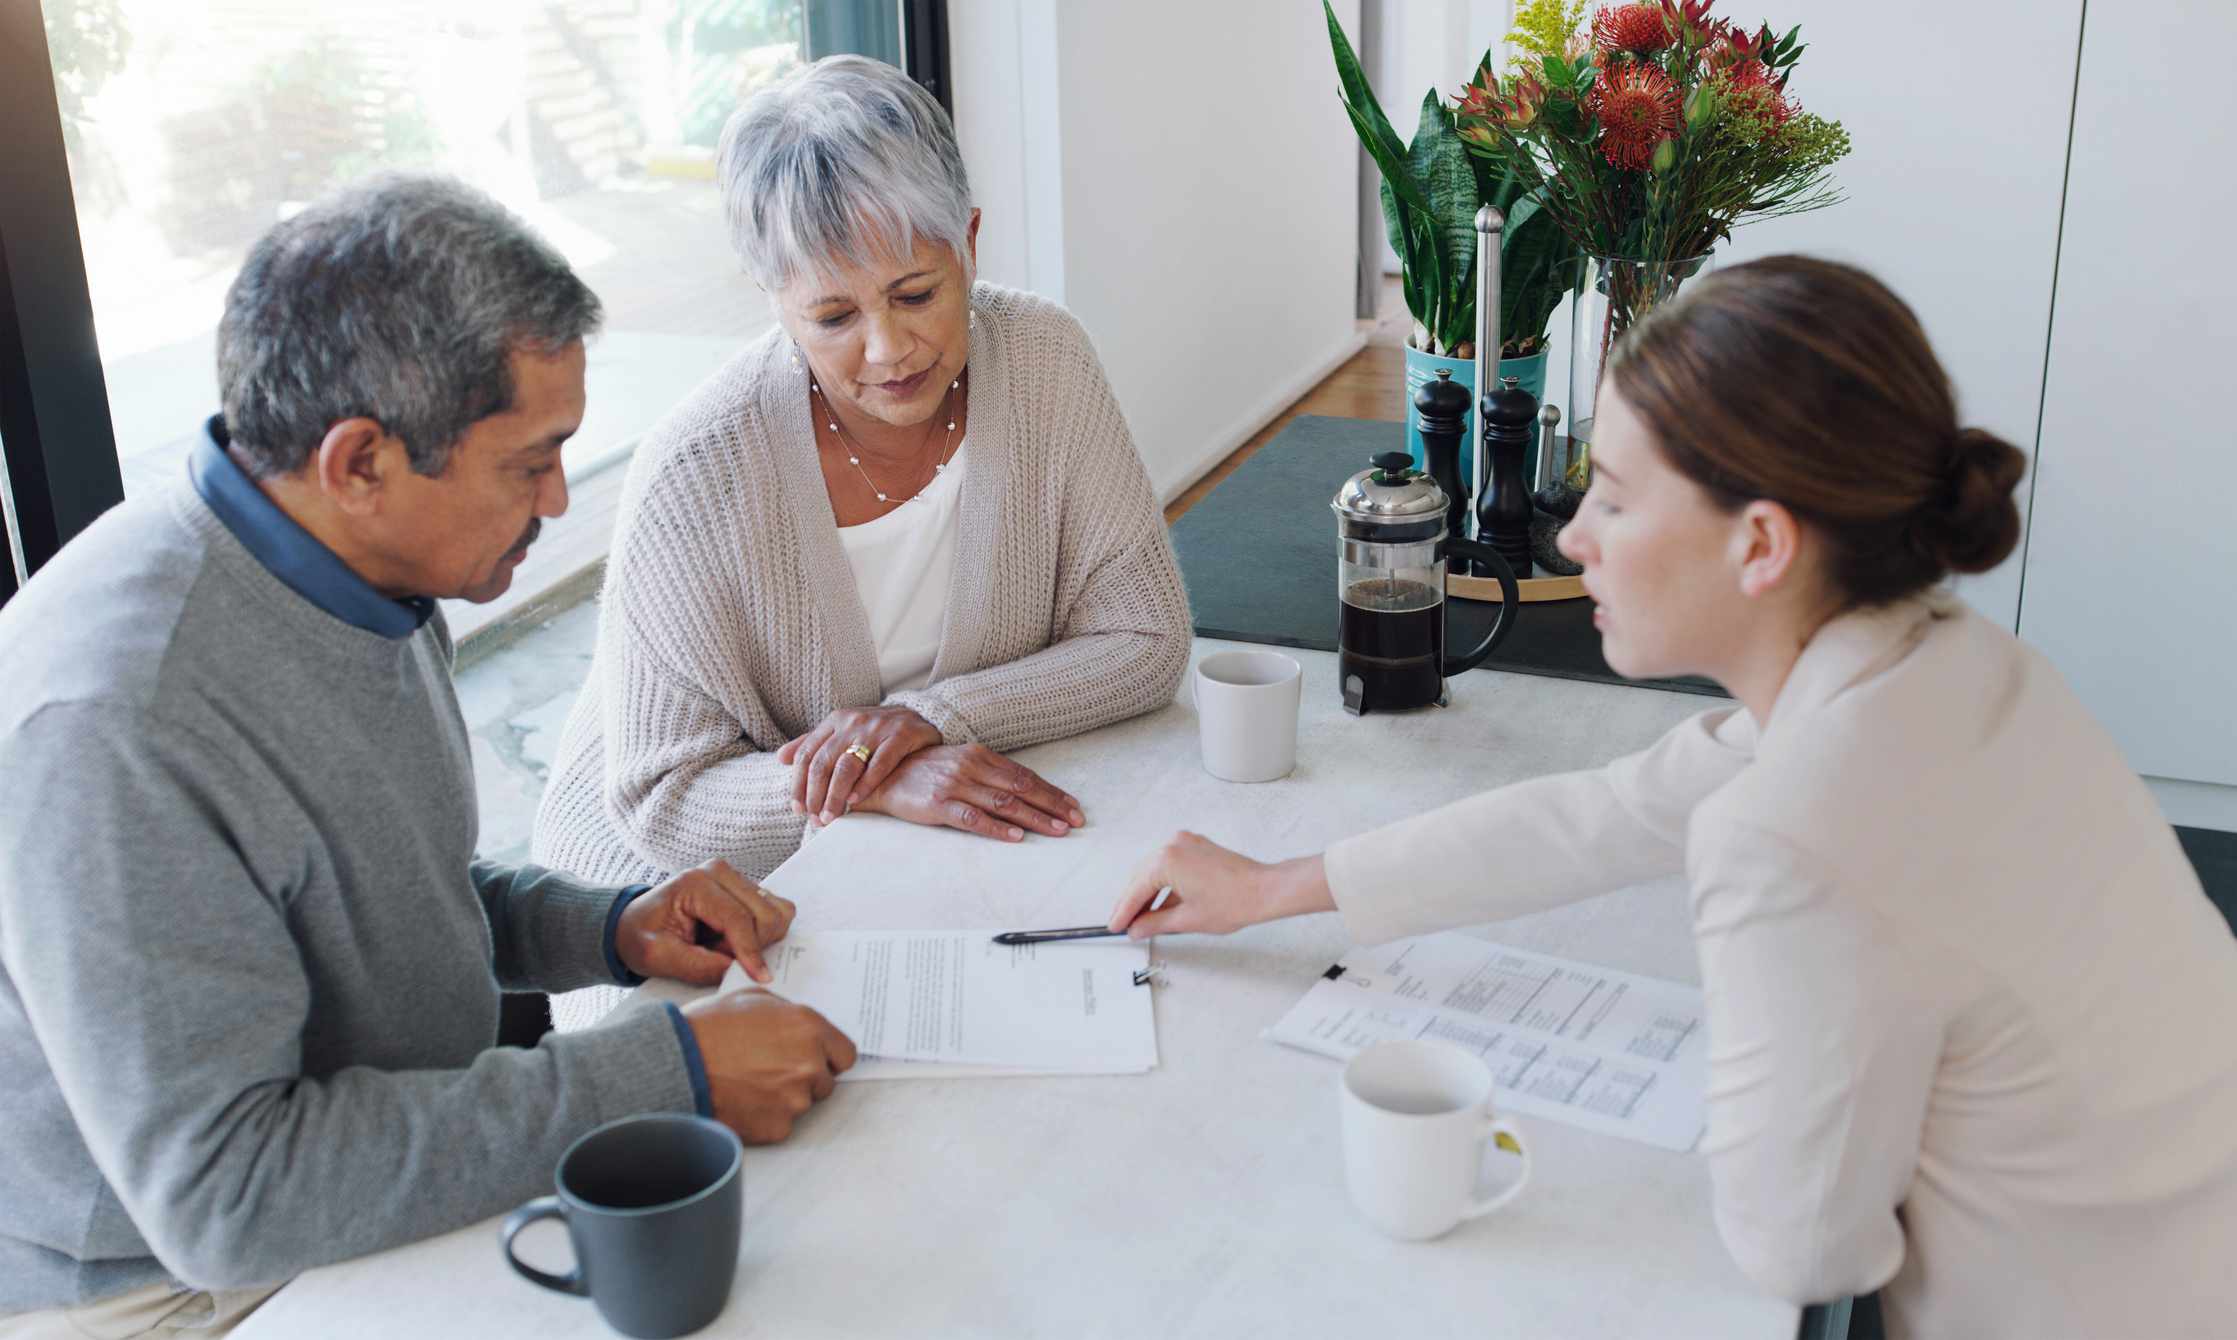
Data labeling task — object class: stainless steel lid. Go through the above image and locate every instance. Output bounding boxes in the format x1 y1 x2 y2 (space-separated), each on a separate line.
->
1332 450 1447 525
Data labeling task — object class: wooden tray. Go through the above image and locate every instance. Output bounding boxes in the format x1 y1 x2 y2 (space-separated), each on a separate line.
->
1447 570 1587 603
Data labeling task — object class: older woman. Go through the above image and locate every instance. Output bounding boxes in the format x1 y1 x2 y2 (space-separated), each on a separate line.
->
532 56 1190 1028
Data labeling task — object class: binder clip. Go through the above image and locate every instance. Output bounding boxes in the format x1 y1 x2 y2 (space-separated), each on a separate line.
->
1132 961 1167 988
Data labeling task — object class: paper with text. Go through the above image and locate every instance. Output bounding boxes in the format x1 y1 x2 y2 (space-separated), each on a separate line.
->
1265 934 1708 1151
718 931 1157 1078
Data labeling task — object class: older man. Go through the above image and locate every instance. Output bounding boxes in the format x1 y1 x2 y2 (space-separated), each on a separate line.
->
0 176 853 1338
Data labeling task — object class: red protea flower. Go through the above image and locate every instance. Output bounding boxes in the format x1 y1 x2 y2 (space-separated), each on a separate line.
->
1658 0 1722 43
1458 71 1547 134
1591 62 1679 169
1592 4 1673 57
1702 30 1751 69
1704 22 1773 71
1492 72 1547 129
1718 59 1794 129
1458 75 1498 120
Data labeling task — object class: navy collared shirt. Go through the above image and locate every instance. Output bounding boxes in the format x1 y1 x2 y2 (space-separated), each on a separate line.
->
188 416 435 639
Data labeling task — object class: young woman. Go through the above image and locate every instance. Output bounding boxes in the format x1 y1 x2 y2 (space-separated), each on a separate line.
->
1107 257 2237 1339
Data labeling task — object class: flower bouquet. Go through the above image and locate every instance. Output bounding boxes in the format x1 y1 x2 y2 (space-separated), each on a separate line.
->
1456 0 1851 472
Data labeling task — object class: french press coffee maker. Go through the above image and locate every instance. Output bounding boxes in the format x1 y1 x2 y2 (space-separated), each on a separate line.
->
1331 441 1519 715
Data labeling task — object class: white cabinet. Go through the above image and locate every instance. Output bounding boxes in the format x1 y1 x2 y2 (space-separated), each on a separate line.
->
2019 0 2237 795
1707 0 2083 631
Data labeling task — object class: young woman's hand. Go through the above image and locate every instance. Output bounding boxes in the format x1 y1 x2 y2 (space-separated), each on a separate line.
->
1105 832 1336 938
849 743 1084 840
777 706 944 824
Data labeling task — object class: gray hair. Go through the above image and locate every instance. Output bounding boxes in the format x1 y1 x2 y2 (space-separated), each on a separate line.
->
716 55 973 293
217 173 603 478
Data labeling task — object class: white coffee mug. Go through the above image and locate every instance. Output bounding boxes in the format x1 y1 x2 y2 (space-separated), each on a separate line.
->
1192 650 1302 783
1340 1039 1532 1241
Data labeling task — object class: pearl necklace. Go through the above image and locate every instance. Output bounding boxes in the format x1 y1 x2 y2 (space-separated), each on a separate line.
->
811 374 962 507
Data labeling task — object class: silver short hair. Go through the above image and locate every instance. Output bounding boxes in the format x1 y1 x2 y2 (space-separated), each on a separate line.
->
717 55 973 293
217 173 602 478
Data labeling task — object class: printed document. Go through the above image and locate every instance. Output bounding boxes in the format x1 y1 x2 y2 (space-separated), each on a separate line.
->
1265 933 1708 1151
718 931 1157 1079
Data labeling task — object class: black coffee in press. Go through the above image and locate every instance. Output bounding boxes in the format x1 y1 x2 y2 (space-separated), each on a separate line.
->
1339 578 1444 710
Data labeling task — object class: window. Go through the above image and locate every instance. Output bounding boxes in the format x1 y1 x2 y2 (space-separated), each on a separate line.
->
4 0 949 602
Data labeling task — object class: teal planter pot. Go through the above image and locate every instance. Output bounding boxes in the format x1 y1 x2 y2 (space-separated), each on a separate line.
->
1403 345 1549 492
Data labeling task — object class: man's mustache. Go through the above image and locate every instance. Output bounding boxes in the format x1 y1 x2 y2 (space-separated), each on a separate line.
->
510 519 541 556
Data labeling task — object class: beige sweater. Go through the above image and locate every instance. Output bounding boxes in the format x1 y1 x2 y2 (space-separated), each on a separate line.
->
1326 594 2237 1338
533 285 1190 1023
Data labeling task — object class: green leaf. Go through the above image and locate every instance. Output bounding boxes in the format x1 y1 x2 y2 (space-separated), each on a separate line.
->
1411 207 1447 349
1381 178 1428 328
1486 154 1533 211
1410 89 1481 351
1323 0 1412 177
1505 190 1542 236
1497 196 1575 350
1344 98 1435 216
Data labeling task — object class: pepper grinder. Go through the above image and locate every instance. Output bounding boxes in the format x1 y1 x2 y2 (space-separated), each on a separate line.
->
1413 368 1472 550
1532 403 1580 520
1474 374 1537 577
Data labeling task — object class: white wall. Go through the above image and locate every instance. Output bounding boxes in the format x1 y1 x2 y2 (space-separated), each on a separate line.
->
1366 2 2083 647
952 0 1366 498
1706 0 2082 631
1372 0 1511 279
1528 2 2082 631
2019 0 2237 803
948 0 1064 297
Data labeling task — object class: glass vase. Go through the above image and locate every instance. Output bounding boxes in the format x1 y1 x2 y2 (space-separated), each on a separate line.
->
1565 253 1713 488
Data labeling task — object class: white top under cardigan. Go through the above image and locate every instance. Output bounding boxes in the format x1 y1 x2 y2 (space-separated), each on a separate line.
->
835 444 967 694
532 285 1191 1030
1324 593 2237 1340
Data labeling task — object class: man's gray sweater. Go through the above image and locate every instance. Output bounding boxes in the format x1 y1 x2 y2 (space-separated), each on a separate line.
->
0 472 701 1311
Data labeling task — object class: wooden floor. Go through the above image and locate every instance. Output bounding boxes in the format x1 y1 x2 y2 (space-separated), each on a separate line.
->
1163 281 1410 524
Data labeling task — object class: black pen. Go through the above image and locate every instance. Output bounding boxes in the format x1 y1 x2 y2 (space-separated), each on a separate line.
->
991 925 1129 946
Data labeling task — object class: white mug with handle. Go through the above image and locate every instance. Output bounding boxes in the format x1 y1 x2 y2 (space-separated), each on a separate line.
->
1340 1039 1532 1241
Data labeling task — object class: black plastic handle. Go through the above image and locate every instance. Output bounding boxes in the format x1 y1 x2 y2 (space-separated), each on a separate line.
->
500 1196 587 1297
1441 538 1521 676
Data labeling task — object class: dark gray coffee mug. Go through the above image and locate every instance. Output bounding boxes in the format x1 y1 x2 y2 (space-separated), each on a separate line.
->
501 1113 744 1339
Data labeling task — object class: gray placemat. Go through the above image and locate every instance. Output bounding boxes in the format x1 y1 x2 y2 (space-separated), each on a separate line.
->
1170 414 1723 697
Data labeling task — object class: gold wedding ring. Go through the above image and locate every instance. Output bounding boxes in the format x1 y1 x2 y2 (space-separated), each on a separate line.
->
845 743 873 764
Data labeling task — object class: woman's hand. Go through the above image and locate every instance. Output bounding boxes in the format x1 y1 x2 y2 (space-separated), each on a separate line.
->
850 743 1085 840
1105 832 1336 939
778 706 944 825
617 859 797 985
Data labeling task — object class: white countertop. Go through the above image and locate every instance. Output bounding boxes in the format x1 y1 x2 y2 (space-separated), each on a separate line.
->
236 641 1791 1340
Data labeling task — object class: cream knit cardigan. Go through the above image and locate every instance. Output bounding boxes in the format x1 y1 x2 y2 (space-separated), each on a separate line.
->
533 285 1190 1024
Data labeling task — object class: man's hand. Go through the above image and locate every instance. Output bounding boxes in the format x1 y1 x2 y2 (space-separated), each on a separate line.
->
617 859 795 986
777 706 943 825
1104 833 1335 938
851 744 1085 841
684 990 857 1144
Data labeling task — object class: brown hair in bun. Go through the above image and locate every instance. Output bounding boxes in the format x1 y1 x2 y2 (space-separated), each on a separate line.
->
1606 255 2028 608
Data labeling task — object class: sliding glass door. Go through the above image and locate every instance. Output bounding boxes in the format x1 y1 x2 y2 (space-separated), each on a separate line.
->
2 0 948 600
